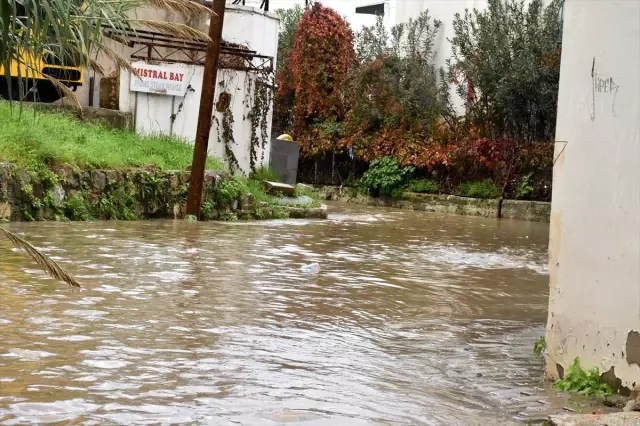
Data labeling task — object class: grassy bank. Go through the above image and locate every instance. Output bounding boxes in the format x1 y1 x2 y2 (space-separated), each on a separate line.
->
0 101 224 171
0 102 323 222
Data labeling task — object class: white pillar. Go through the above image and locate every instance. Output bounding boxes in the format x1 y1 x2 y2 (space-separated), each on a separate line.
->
545 0 640 388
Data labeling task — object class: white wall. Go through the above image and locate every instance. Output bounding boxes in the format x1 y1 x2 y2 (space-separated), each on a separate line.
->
545 0 640 388
119 5 279 175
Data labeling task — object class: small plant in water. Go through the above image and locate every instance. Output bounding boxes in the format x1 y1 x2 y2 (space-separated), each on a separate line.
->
533 336 546 358
553 357 613 397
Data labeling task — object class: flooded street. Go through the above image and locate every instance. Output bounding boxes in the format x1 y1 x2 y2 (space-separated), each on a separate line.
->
0 205 571 425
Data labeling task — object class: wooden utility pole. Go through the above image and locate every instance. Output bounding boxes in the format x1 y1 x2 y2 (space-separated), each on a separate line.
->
186 0 226 219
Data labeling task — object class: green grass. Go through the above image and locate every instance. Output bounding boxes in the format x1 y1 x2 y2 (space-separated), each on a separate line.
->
457 180 501 199
406 179 440 194
249 166 280 182
0 101 225 171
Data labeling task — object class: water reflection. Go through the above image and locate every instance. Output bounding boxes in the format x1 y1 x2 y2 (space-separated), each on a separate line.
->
0 205 569 425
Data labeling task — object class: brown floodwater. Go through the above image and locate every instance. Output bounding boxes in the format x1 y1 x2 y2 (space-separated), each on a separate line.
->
0 204 586 425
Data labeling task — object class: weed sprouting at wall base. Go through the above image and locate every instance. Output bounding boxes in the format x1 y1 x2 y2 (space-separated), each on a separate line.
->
553 357 613 397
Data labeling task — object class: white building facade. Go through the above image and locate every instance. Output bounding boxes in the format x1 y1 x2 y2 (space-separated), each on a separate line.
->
118 4 280 175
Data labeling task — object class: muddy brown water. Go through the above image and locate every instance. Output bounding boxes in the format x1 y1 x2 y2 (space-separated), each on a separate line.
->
0 204 589 425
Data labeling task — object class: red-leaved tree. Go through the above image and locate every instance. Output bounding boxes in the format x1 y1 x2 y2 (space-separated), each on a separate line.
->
288 3 356 155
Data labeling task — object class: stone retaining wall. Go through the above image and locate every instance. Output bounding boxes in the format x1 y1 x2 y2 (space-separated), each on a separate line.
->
0 163 325 222
316 186 551 222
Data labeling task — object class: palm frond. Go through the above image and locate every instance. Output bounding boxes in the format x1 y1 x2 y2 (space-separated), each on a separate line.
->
0 227 81 288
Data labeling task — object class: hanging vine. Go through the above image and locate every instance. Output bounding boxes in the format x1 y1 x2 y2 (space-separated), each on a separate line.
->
209 66 275 174
248 71 275 171
213 72 240 173
214 98 240 174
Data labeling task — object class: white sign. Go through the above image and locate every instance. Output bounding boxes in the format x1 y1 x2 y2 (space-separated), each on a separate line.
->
129 62 188 96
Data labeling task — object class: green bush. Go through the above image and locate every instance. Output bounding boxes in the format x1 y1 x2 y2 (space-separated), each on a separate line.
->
457 180 500 199
249 166 280 182
359 157 414 198
406 179 440 194
553 357 613 397
215 177 248 206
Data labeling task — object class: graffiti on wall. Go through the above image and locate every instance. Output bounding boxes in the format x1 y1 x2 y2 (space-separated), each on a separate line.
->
590 57 620 121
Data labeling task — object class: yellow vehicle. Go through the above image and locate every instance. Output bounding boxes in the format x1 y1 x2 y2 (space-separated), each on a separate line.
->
0 51 84 103
0 4 84 103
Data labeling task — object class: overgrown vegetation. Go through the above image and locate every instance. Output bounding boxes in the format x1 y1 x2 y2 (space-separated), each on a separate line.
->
553 357 613 397
448 0 562 142
0 102 224 170
272 4 304 136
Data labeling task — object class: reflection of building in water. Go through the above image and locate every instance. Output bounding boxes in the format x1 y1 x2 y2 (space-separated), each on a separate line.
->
545 1 640 388
174 225 271 328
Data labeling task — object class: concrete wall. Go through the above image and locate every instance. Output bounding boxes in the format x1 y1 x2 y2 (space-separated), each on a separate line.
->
118 5 279 175
545 0 640 389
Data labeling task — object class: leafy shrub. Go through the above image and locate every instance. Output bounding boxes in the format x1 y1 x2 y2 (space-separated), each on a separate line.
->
407 179 440 194
201 201 214 219
359 157 414 198
458 180 500 199
553 357 613 397
65 193 93 221
215 177 248 206
516 172 534 199
249 166 280 183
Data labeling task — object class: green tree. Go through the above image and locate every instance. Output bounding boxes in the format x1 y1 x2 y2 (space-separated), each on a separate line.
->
447 0 563 141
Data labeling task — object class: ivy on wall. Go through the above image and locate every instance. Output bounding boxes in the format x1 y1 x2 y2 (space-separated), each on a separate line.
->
248 71 274 171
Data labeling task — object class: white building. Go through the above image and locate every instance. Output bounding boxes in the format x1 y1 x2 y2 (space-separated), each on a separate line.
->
116 4 280 175
545 0 640 389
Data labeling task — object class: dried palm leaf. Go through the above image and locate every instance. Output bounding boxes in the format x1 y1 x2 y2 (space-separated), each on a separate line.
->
141 0 215 17
135 19 211 41
96 41 137 76
0 227 81 288
41 73 82 109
